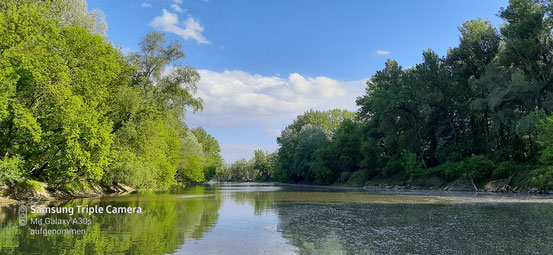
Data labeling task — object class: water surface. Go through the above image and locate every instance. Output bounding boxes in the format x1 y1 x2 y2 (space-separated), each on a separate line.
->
1 183 553 254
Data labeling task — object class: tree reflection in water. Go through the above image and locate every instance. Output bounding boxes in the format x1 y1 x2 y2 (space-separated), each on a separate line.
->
0 186 221 255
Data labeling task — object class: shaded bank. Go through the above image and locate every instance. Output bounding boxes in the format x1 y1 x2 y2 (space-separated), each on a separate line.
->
0 182 136 205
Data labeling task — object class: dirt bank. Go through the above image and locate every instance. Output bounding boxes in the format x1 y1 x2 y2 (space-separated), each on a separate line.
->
0 182 135 206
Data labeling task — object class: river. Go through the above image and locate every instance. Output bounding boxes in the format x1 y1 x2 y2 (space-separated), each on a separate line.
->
1 183 553 254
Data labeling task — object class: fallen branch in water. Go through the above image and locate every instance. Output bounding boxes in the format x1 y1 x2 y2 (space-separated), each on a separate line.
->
485 172 517 192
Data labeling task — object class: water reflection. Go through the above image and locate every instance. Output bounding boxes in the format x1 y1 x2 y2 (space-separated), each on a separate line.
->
0 186 221 255
2 183 553 254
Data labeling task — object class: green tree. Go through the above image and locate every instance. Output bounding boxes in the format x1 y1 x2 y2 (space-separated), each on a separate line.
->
176 130 206 183
0 3 124 187
191 127 223 181
276 110 354 182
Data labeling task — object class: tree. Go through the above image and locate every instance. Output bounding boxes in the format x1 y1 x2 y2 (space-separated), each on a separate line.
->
191 127 223 181
0 0 222 190
1 0 107 36
107 32 207 187
176 130 206 183
0 3 125 187
275 109 354 182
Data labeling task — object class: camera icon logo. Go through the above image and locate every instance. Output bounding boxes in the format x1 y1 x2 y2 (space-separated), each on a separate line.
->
18 205 27 226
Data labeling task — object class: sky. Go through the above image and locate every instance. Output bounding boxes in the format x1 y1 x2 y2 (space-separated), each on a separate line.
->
87 0 509 162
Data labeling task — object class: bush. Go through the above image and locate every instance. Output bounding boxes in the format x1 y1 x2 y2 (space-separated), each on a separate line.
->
16 179 44 192
0 156 24 186
338 172 352 184
312 165 333 185
436 161 464 181
346 170 369 186
401 151 423 176
381 159 402 178
529 167 553 190
436 156 496 182
493 161 517 179
436 144 471 163
463 155 495 182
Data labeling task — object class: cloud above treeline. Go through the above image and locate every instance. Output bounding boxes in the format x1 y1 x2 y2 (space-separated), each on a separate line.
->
150 9 209 44
187 70 367 130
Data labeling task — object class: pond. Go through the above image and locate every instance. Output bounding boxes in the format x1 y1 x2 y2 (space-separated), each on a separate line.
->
1 183 553 254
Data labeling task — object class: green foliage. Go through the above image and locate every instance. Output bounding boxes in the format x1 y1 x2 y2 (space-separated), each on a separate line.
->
0 155 24 186
462 155 495 182
272 0 553 189
215 150 276 182
217 159 258 182
310 165 333 185
435 161 465 181
0 1 221 190
0 3 120 187
15 179 43 192
381 158 403 178
191 127 223 181
492 161 520 179
537 114 553 164
275 110 354 182
338 172 351 184
345 170 369 187
401 151 424 176
529 167 553 190
176 130 206 183
6 0 553 191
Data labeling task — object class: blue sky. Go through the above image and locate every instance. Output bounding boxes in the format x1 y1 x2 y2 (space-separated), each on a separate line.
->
87 0 508 162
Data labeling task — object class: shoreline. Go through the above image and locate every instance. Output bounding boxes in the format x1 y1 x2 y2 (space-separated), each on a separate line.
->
0 182 136 207
3 180 553 207
217 181 553 196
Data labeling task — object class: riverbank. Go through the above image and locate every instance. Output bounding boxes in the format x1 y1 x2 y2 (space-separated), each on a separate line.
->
260 177 553 195
0 181 136 206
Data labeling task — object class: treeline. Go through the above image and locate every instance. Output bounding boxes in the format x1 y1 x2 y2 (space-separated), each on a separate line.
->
0 0 223 190
216 150 275 182
230 0 553 190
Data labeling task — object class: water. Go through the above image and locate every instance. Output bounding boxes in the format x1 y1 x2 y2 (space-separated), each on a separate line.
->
1 183 553 254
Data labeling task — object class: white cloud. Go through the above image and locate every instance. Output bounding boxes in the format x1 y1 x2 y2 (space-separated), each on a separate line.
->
172 0 183 3
141 2 152 8
184 69 368 161
171 4 186 13
187 69 367 128
376 50 391 55
150 9 209 44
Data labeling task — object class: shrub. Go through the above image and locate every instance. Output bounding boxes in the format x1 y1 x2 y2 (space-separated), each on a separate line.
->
436 144 471 163
346 170 369 186
529 167 553 190
436 161 464 181
381 159 402 178
463 155 495 182
492 161 517 179
401 151 423 176
0 156 24 186
312 165 333 185
338 172 352 184
16 179 44 192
